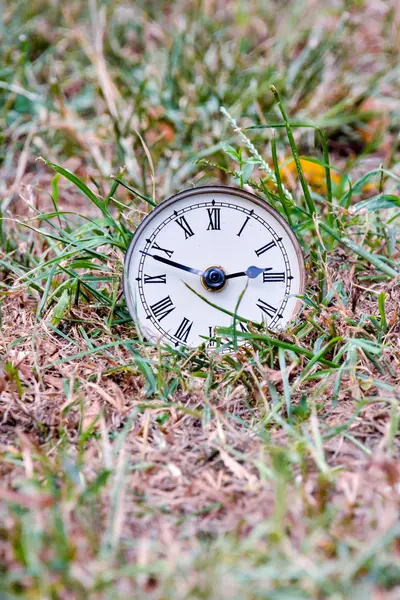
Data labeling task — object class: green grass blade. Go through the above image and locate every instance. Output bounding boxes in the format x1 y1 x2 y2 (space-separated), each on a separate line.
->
269 86 315 215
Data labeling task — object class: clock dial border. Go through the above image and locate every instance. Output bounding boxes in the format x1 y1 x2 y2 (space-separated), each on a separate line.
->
123 185 306 346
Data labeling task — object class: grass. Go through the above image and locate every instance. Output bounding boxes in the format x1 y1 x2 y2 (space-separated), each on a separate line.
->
1 1 400 598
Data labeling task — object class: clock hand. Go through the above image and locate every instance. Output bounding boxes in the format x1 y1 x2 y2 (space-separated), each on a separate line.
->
225 266 273 280
140 250 205 276
141 251 272 281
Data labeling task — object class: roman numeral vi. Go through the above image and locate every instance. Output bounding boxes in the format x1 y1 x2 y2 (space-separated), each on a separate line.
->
208 326 216 347
239 322 249 333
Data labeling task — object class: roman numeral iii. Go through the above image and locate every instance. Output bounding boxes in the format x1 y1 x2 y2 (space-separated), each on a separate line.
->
175 215 195 239
207 208 221 230
144 274 166 284
255 240 276 256
263 271 285 283
256 298 277 318
150 296 175 321
152 242 174 258
174 317 193 344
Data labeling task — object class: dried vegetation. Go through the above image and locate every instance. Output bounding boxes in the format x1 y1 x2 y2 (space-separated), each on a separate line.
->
0 1 400 598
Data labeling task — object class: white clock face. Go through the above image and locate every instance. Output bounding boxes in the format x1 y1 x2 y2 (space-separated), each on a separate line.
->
124 186 305 349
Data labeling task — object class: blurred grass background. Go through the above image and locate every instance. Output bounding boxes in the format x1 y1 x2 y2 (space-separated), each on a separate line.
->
1 1 400 599
1 0 399 204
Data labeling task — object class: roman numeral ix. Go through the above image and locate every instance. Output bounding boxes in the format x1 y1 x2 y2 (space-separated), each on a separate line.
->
175 215 195 239
149 296 175 321
174 317 193 344
207 208 221 230
144 274 167 284
255 240 276 257
263 271 285 283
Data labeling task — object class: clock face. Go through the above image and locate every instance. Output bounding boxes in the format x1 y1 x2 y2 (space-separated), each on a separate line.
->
124 186 305 349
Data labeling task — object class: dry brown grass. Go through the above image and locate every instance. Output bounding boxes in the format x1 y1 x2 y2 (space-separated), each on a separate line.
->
1 0 400 597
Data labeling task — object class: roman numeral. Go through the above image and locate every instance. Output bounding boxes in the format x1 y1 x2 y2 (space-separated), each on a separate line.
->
256 298 277 318
208 326 216 347
149 296 175 321
152 241 174 258
144 274 166 284
237 216 250 237
255 240 276 256
263 271 285 283
207 208 221 230
174 317 193 344
175 215 195 239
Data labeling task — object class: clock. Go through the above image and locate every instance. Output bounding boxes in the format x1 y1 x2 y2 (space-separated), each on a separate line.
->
123 185 305 349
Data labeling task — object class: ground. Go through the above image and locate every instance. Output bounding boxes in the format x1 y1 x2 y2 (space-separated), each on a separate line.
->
0 1 400 598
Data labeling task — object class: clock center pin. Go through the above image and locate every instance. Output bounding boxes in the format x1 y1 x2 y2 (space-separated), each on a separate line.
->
202 265 227 292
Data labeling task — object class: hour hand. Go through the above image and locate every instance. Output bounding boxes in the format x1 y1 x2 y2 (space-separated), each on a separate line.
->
226 266 273 280
140 250 205 276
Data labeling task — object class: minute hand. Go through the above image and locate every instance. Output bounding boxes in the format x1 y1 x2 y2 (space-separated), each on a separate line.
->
140 251 204 276
226 266 273 280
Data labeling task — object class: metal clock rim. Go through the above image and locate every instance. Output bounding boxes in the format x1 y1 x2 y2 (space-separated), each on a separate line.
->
123 184 306 333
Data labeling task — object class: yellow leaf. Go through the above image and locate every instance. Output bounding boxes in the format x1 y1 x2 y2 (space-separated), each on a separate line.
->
280 157 341 194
